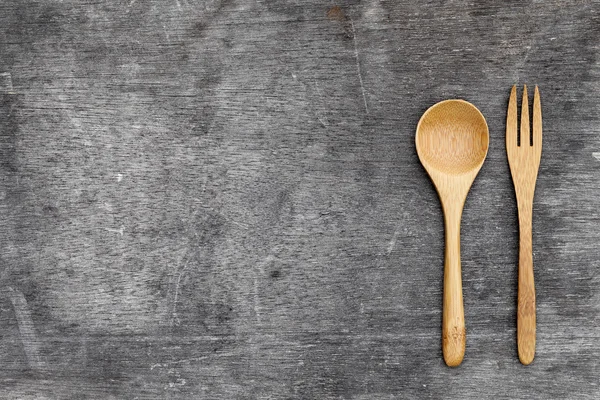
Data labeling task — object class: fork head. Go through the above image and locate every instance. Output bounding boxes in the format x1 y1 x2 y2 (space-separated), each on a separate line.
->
506 85 543 187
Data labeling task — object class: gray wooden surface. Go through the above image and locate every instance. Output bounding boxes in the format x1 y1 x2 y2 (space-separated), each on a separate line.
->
1 0 599 398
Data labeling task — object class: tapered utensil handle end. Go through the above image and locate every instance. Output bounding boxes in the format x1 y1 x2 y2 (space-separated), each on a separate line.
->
518 284 536 365
443 321 466 367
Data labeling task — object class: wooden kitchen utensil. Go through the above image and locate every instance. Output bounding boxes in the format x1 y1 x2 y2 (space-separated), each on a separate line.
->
506 85 542 365
416 100 489 367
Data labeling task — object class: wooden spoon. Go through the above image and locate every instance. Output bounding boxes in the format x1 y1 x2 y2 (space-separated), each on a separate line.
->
415 100 489 367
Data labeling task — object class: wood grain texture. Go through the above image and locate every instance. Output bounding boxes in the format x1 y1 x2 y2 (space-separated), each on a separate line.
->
507 85 542 365
0 0 599 398
416 100 489 366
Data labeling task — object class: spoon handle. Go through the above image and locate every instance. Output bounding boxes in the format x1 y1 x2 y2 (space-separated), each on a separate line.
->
442 208 466 367
517 199 536 365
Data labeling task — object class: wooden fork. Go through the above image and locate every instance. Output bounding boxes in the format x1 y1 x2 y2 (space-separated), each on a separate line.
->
506 85 542 365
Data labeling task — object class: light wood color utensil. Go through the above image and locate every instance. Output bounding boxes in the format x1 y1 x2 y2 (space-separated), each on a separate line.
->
416 100 489 367
506 85 542 365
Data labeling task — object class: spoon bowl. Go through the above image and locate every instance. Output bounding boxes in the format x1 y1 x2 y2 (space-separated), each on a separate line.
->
415 99 489 367
417 100 489 177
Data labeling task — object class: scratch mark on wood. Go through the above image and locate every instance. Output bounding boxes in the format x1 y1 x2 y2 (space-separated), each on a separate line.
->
170 253 193 327
592 152 600 161
7 287 45 371
254 254 274 323
387 229 399 255
313 80 329 127
169 378 186 387
163 24 171 42
350 20 369 114
0 72 14 94
105 226 125 236
171 259 189 327
152 355 216 368
317 116 327 127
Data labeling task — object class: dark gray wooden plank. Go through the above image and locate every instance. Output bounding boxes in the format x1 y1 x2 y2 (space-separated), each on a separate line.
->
0 0 599 398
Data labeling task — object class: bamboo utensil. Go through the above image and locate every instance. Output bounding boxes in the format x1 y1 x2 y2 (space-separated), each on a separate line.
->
506 85 542 365
416 100 489 367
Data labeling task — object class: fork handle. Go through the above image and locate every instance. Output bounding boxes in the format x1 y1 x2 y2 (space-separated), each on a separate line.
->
442 206 465 367
517 201 536 365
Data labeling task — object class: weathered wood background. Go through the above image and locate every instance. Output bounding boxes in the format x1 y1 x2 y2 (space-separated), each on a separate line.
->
1 0 599 398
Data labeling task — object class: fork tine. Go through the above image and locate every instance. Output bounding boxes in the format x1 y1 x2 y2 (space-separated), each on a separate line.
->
507 85 518 146
533 86 542 149
521 85 530 146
